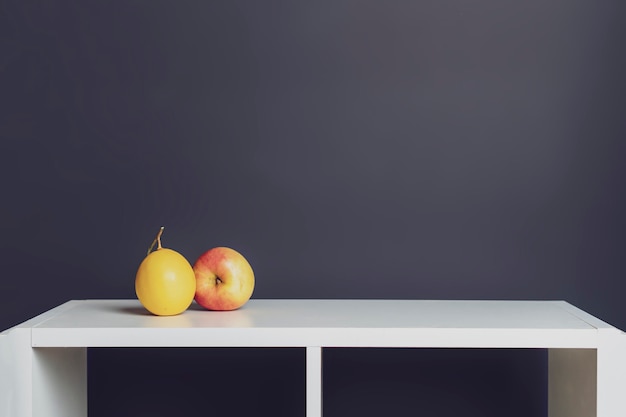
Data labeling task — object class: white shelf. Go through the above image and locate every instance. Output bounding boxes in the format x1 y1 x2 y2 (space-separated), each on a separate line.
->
1 299 625 417
25 299 618 348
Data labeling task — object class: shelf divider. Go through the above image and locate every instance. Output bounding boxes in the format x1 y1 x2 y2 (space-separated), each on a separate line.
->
306 346 322 417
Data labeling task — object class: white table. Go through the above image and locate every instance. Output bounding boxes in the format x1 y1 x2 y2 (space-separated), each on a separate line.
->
1 299 625 417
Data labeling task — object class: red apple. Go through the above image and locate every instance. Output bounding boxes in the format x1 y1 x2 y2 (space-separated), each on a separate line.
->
193 247 255 311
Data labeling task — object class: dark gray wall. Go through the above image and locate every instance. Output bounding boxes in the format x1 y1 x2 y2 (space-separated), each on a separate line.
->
2 1 625 416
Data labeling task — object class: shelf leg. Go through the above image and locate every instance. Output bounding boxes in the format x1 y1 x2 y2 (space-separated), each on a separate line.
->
1 329 32 417
0 328 87 417
548 348 596 417
596 332 626 417
306 346 322 417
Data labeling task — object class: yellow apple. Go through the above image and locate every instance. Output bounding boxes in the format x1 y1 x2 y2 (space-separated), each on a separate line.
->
193 247 255 311
135 227 196 316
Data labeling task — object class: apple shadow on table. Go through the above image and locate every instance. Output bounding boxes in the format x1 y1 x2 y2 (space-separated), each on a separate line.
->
116 301 216 315
115 301 250 317
116 306 154 316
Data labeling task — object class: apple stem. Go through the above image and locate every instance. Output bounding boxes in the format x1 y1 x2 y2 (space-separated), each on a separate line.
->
147 226 165 255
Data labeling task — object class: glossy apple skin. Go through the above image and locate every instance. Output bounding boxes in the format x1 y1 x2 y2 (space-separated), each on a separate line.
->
193 247 255 311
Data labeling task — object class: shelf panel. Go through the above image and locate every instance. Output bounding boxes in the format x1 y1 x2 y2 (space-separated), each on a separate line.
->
23 299 616 349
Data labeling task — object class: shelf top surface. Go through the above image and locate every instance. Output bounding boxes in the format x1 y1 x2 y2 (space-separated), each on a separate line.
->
26 299 610 331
